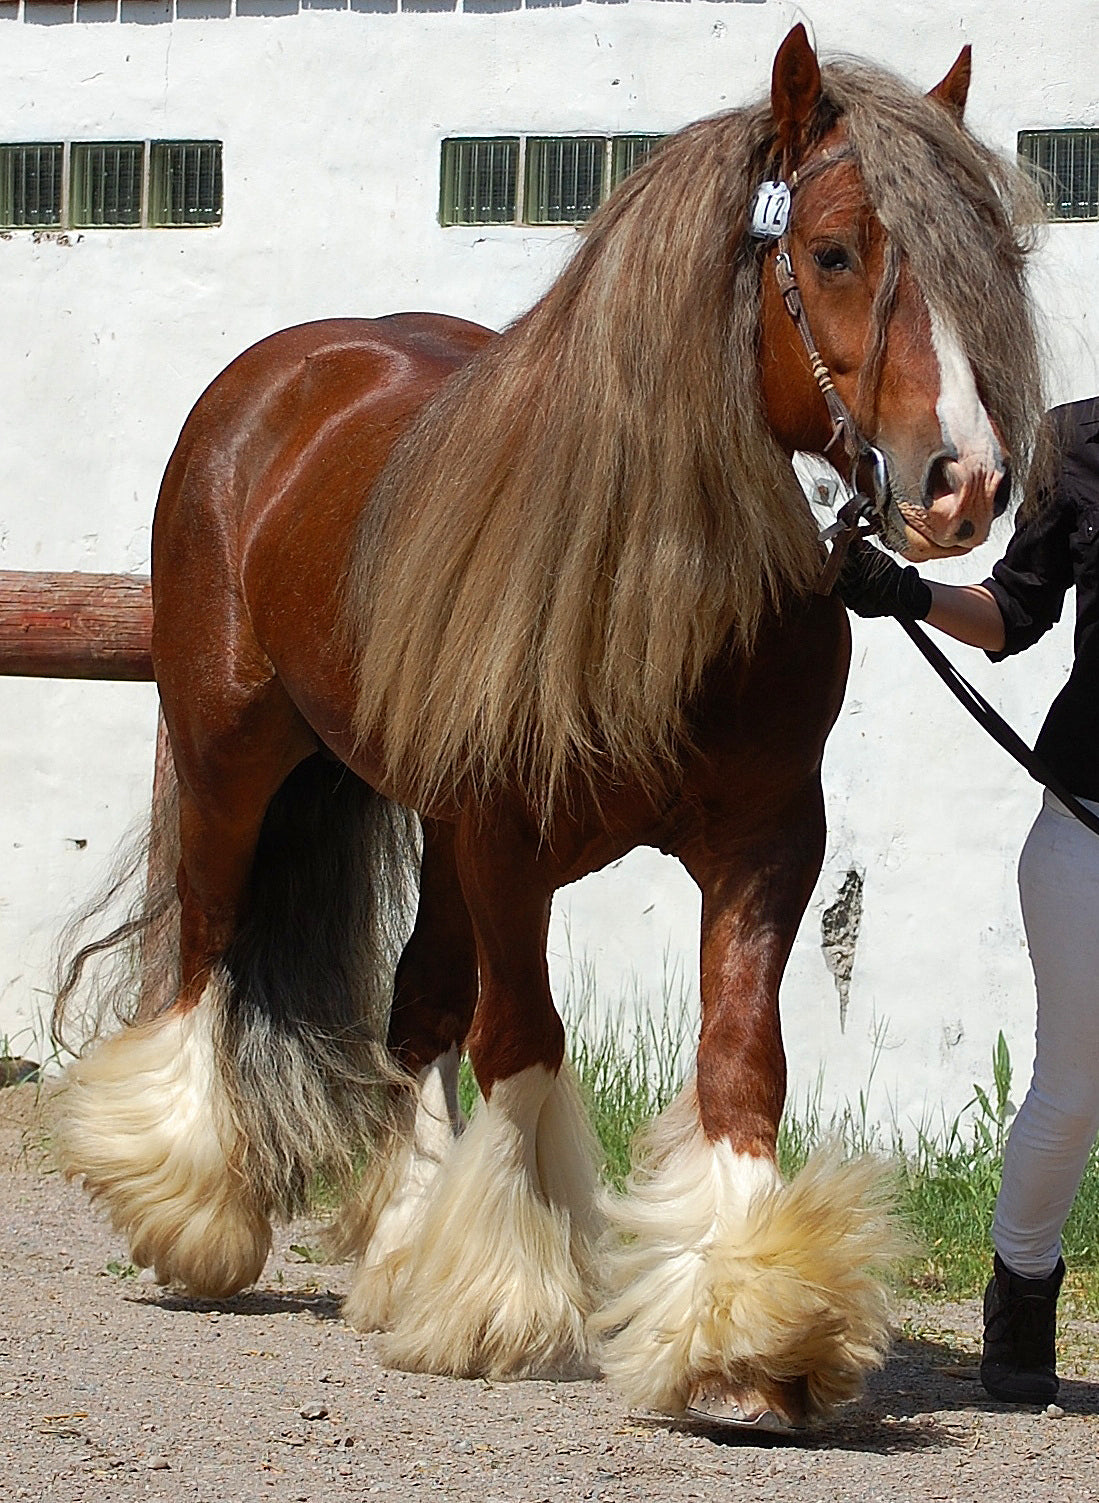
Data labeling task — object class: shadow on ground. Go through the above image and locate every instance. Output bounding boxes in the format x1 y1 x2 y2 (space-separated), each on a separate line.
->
648 1326 1098 1455
134 1286 345 1321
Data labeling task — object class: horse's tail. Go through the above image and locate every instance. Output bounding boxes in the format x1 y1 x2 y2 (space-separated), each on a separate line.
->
212 753 419 1217
52 714 183 1053
53 741 419 1296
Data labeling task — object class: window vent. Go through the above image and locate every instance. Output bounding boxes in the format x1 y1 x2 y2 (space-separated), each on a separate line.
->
150 140 223 227
1018 129 1099 221
440 133 667 227
611 134 664 188
440 137 519 226
526 136 605 225
0 139 223 231
0 143 63 229
71 142 144 228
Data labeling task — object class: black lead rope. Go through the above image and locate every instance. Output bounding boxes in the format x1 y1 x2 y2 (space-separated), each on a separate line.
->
894 613 1099 840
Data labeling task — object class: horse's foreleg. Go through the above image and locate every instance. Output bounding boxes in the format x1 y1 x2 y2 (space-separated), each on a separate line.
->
376 811 603 1380
594 780 900 1429
338 819 478 1331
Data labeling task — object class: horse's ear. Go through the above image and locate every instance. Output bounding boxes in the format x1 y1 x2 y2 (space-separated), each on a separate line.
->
927 45 971 122
771 24 822 160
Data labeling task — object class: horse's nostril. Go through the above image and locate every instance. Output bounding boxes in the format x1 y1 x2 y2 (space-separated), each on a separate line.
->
922 450 956 508
956 520 975 542
993 463 1012 517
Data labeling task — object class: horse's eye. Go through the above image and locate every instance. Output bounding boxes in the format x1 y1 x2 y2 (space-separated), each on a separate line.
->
813 245 852 273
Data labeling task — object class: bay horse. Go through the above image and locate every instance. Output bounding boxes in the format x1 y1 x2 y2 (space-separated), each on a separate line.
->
54 27 1043 1432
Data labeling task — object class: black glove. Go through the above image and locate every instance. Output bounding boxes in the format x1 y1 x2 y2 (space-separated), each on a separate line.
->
835 538 933 620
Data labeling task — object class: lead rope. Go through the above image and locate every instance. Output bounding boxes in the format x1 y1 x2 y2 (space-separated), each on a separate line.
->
893 613 1099 840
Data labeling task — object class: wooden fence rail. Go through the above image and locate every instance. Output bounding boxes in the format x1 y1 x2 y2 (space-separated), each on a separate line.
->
0 571 153 681
0 571 169 1024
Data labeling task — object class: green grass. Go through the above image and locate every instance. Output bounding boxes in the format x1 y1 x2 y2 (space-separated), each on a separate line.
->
776 1028 1095 1312
890 1033 1099 1313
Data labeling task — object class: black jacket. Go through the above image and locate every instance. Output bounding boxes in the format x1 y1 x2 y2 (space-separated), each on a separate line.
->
984 396 1099 799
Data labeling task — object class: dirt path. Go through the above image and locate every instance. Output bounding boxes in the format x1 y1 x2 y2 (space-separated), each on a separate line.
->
2 1083 1098 1503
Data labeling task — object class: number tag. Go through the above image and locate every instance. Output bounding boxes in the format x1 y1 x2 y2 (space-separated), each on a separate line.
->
749 179 791 239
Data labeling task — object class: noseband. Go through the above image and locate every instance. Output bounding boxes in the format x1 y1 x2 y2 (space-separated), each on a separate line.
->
750 155 909 582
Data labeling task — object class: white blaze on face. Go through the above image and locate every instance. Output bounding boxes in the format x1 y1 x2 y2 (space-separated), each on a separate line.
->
929 305 1003 472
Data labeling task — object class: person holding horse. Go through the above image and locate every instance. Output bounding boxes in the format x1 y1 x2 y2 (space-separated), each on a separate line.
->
839 396 1099 1406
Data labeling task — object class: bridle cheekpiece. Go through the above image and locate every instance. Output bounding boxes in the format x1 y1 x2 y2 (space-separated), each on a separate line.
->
750 157 909 587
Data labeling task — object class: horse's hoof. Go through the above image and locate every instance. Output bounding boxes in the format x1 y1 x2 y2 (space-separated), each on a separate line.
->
684 1394 791 1433
685 1376 809 1434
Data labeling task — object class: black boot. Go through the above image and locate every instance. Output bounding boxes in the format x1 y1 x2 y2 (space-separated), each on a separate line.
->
980 1253 1064 1403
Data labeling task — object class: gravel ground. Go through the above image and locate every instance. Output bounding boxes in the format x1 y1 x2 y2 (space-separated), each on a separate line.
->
2 1082 1098 1503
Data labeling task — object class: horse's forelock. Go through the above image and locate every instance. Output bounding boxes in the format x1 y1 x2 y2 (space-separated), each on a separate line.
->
822 61 1045 494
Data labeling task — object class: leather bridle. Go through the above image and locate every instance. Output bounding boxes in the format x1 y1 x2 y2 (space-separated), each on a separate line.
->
750 153 909 586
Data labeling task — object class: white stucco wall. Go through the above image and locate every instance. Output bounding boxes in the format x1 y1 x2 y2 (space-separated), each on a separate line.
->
1 0 1097 1133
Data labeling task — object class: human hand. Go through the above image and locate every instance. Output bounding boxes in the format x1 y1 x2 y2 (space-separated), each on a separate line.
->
835 538 933 619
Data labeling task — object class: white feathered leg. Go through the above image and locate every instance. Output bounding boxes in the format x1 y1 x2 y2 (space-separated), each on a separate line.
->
339 1047 465 1332
592 1080 902 1423
377 1061 604 1379
53 980 271 1298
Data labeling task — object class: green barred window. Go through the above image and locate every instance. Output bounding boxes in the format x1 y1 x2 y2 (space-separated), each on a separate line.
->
610 134 665 189
0 140 223 231
150 141 223 227
71 142 144 228
0 143 63 229
525 136 605 225
440 134 666 227
1018 129 1099 222
440 138 520 226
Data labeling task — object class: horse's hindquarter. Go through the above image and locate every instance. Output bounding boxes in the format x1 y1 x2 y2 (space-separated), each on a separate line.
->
152 314 494 770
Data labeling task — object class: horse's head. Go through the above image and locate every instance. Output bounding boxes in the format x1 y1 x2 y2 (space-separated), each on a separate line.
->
759 26 1016 562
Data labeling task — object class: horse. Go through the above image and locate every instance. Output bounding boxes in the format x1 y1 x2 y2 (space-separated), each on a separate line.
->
54 26 1044 1433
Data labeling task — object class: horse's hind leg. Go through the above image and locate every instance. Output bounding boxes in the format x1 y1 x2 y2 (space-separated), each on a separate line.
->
339 819 478 1332
376 809 603 1380
54 682 317 1298
594 779 900 1429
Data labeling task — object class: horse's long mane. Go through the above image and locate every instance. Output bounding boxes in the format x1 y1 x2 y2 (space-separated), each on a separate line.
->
345 59 1044 818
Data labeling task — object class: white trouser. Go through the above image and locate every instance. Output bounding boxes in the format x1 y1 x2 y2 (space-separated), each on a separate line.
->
992 790 1099 1279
